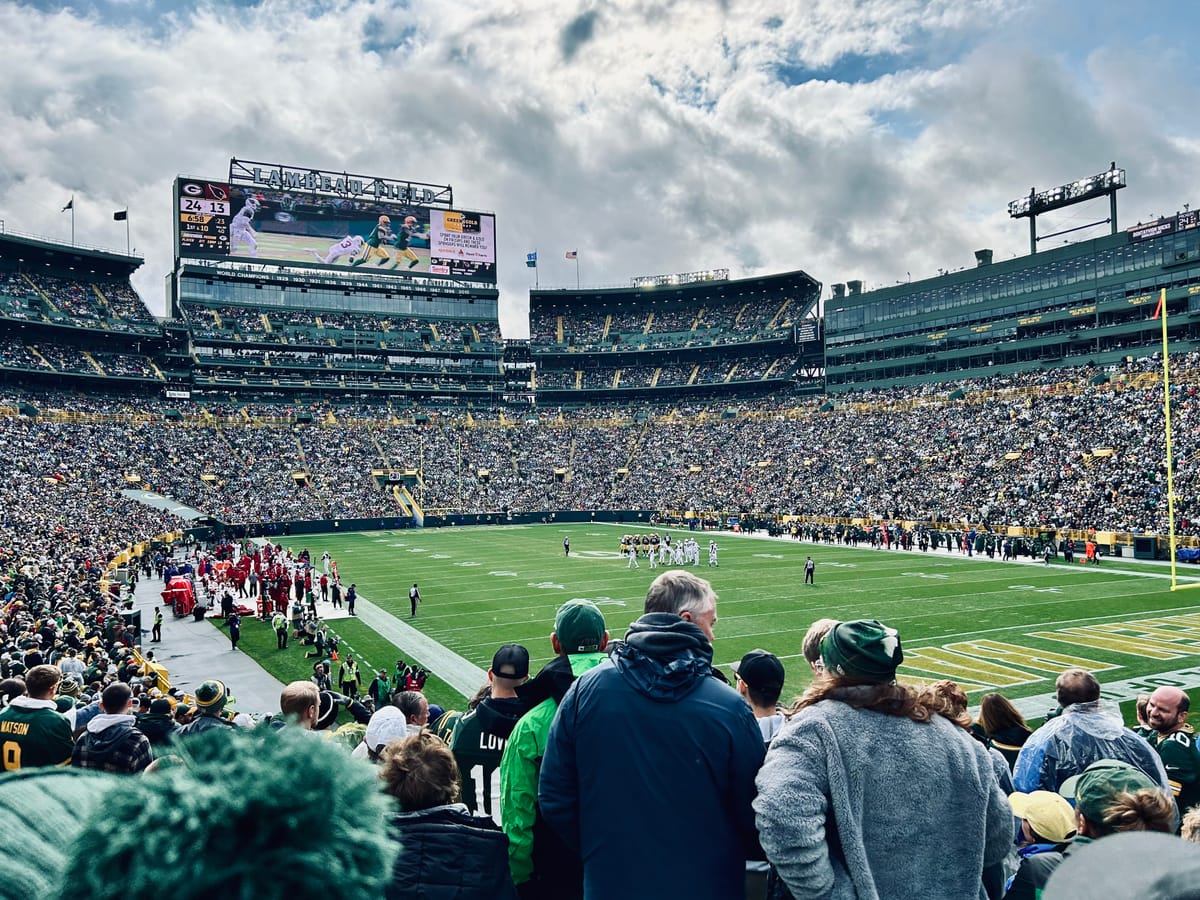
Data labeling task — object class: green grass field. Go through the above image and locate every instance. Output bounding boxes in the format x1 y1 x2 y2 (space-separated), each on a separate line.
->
244 230 430 271
231 523 1200 722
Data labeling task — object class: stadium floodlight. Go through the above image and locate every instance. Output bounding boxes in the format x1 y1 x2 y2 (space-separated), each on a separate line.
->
1008 163 1126 254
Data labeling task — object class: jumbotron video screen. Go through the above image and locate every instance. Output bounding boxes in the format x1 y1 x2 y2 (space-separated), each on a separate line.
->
174 163 497 284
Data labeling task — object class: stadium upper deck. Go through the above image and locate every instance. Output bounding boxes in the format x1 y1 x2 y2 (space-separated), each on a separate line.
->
826 218 1200 392
174 262 504 403
528 270 823 401
6 194 1200 409
0 232 171 389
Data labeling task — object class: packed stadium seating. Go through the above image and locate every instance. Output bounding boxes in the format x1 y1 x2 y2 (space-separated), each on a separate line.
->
0 350 1195 538
182 301 502 352
531 292 800 350
0 271 158 333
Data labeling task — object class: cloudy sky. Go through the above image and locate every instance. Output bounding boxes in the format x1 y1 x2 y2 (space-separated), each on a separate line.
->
1 0 1196 336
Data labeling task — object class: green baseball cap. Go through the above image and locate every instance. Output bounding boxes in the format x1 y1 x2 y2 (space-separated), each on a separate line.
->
1058 758 1160 823
554 600 606 654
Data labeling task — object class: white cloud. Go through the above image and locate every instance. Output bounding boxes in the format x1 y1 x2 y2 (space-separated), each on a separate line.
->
0 0 1196 337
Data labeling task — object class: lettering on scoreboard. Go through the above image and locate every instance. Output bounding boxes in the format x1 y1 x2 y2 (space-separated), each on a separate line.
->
176 179 231 254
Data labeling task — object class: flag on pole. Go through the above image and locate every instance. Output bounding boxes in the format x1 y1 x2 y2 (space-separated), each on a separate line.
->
113 210 128 221
61 198 73 212
1152 288 1165 320
525 251 538 268
565 250 578 260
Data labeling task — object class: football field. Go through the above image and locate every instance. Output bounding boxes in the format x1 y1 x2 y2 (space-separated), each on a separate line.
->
243 524 1200 721
241 231 431 270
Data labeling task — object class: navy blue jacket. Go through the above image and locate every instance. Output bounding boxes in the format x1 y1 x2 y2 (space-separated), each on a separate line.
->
539 613 765 900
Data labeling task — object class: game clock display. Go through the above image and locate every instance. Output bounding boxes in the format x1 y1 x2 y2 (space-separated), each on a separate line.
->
176 179 231 254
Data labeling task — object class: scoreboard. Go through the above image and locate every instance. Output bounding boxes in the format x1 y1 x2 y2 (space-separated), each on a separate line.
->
175 178 231 255
172 161 497 284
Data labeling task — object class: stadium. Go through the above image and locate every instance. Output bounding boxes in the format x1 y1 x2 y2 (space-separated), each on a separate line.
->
3 151 1200 897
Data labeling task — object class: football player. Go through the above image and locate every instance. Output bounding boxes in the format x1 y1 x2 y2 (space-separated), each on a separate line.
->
229 194 261 257
390 214 423 269
310 234 365 266
350 215 394 266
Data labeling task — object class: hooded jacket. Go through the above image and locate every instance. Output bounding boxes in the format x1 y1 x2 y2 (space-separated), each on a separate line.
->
539 613 765 900
70 713 152 774
135 711 178 747
500 651 606 896
449 693 525 817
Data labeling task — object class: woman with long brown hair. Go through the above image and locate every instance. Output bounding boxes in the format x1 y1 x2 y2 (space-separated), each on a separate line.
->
976 691 1033 770
755 620 1013 900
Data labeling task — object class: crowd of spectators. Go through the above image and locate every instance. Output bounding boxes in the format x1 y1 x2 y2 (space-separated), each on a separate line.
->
2 348 1200 897
0 338 52 370
98 282 157 324
0 341 159 380
0 272 156 332
29 273 100 321
0 353 1194 534
36 344 97 375
531 294 802 352
182 301 504 356
537 354 791 392
3 548 1199 898
93 352 156 379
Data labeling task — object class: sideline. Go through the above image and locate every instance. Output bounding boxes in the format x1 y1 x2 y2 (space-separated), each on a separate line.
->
247 539 486 700
126 566 285 714
352 594 487 698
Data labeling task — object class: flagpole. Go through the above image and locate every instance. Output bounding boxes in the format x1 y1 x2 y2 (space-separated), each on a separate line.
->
71 204 75 247
575 254 580 290
536 249 539 290
126 215 131 256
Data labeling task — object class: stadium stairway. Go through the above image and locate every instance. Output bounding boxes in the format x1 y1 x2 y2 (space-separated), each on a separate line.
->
20 274 54 311
392 485 412 517
767 297 792 329
399 485 424 526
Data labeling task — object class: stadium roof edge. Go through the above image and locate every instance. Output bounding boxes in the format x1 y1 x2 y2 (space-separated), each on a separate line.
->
529 268 821 300
0 230 143 271
841 229 1132 304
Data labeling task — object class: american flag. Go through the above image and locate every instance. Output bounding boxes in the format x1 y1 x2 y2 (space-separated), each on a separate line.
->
565 250 578 260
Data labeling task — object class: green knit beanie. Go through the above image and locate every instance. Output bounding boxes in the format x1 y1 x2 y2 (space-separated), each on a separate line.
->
821 619 904 681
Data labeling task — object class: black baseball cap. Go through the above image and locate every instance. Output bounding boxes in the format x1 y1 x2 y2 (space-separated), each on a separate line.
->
491 644 529 679
731 649 785 692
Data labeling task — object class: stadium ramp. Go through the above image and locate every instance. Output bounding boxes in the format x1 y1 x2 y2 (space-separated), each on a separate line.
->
400 485 424 527
392 485 412 517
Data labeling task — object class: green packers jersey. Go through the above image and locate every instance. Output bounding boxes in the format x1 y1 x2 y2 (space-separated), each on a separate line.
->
0 703 73 771
1144 728 1200 814
430 709 463 744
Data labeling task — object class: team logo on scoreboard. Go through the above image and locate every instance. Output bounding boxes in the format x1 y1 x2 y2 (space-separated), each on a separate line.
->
180 181 229 202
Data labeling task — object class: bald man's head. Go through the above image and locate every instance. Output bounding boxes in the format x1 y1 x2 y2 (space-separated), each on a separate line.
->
1147 686 1190 735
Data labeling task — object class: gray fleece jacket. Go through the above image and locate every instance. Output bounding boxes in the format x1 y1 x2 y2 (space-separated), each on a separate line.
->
754 693 1013 900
